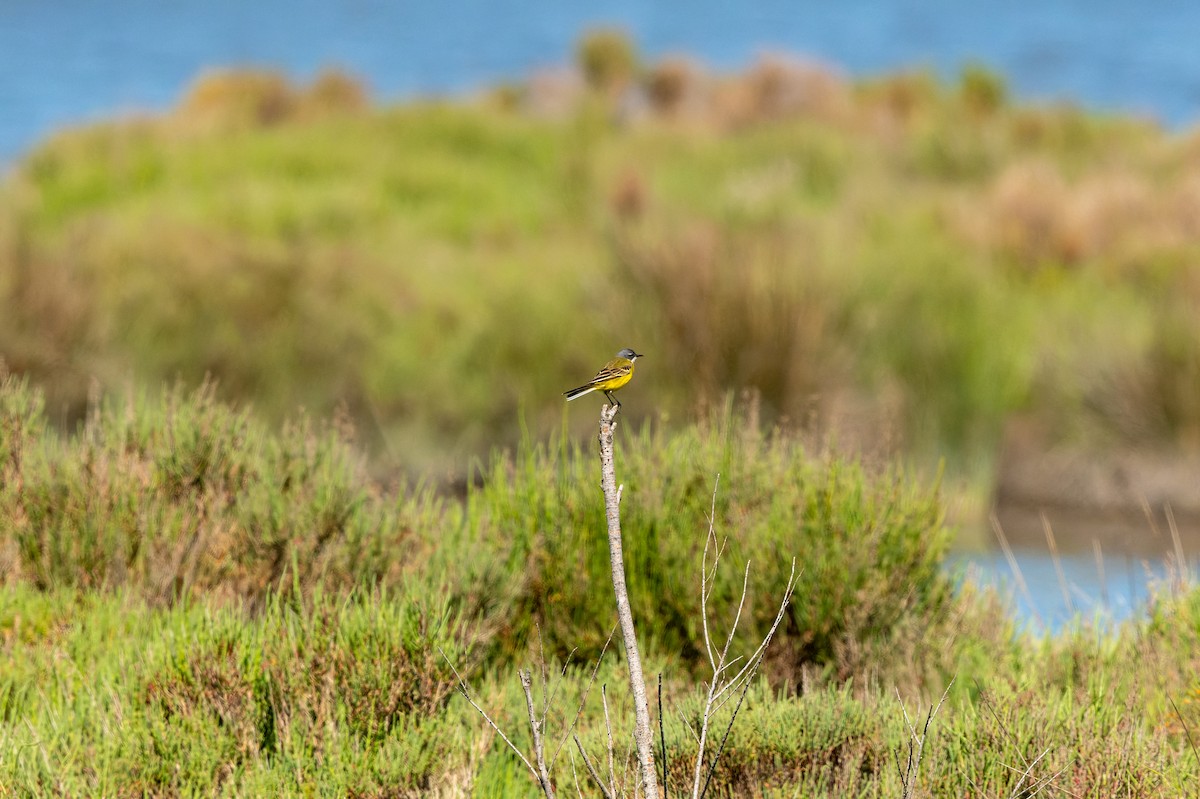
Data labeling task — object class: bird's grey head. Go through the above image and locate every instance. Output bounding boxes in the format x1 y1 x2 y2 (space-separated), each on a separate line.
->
617 347 643 361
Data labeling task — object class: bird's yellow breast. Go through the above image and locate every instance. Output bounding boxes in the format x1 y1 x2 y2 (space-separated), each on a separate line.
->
592 358 634 391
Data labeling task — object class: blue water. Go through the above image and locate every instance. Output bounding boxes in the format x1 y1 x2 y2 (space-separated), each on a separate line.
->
950 548 1188 633
3 1 1200 163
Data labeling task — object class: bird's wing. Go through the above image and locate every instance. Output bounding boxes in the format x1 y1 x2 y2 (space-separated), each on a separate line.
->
590 358 632 383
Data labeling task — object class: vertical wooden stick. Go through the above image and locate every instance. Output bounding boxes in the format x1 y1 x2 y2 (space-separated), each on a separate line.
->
598 404 660 799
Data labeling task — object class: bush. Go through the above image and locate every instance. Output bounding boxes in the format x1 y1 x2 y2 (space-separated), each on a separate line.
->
0 377 434 603
0 379 958 684
467 402 956 682
959 62 1008 117
176 69 298 131
0 587 475 797
644 56 707 117
576 27 638 94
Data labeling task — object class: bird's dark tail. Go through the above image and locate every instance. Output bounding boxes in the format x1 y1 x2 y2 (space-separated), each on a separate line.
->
563 384 598 401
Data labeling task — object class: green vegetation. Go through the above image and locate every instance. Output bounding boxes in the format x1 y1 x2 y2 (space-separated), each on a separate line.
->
3 45 1200 483
0 376 956 679
0 380 1198 795
5 32 1200 796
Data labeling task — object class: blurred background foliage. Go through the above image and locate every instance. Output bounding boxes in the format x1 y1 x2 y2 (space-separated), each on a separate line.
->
3 31 1200 487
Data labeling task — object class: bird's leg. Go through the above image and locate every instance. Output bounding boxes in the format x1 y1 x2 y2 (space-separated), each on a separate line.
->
605 390 621 409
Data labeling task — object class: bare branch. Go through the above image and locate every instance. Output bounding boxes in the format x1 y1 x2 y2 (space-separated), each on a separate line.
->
603 686 617 796
551 625 618 769
713 561 752 678
699 561 797 799
574 734 615 799
692 545 797 799
893 677 955 799
1006 745 1050 784
520 669 558 798
598 403 660 798
713 563 797 704
439 647 539 783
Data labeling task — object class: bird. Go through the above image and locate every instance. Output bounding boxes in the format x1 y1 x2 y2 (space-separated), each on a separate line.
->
563 348 644 408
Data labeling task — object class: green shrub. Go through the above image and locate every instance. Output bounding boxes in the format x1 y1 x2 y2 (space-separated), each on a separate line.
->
0 376 436 603
0 379 958 685
959 62 1008 117
576 28 638 94
0 587 475 797
0 64 1195 479
466 402 956 682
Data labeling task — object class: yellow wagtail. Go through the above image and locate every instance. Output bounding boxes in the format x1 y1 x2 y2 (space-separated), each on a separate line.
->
563 348 644 408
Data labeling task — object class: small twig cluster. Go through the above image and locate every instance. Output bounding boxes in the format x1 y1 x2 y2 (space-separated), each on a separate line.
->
684 476 798 799
893 679 953 799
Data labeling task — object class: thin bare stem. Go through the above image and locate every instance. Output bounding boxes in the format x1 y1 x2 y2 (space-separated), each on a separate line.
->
893 677 955 799
570 751 585 799
1093 538 1108 608
603 686 617 795
659 673 669 799
1040 512 1074 615
677 709 700 746
989 512 1044 628
545 647 578 728
536 624 551 724
520 669 558 799
551 625 618 769
574 734 615 799
439 648 539 783
1168 694 1200 770
1166 503 1190 590
700 475 721 673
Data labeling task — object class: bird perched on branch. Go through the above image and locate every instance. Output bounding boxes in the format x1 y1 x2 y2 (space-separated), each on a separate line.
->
563 348 644 408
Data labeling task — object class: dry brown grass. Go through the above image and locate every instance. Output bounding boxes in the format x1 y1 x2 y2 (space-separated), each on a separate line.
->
738 54 852 126
973 159 1200 275
643 55 709 119
173 68 369 133
611 219 849 425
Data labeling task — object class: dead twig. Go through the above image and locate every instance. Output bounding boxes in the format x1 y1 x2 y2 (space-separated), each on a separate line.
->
893 678 954 799
439 648 540 787
520 669 558 799
690 474 798 799
574 734 615 799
